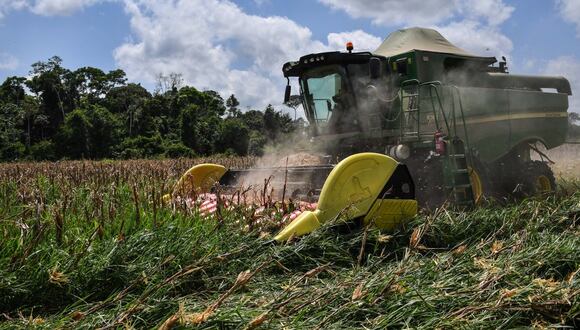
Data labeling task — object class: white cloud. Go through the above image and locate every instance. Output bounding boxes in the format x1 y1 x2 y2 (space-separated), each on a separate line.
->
544 56 580 113
30 0 104 16
318 0 514 26
0 0 28 19
327 30 382 52
435 20 513 57
113 0 515 109
460 0 514 26
318 0 457 26
0 0 109 17
114 0 383 108
556 0 580 37
319 0 515 58
0 52 19 70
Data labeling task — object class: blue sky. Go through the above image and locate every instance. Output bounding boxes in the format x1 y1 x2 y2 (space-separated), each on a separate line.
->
0 0 578 112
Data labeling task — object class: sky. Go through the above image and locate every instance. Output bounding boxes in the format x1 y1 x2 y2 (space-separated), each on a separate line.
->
0 0 578 113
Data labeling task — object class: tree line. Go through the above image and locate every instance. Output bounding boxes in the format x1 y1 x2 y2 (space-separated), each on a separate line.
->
0 56 304 161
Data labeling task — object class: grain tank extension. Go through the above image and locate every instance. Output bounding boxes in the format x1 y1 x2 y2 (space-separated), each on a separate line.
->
282 27 571 206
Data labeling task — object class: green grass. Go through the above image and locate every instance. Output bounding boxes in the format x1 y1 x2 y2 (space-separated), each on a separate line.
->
0 160 579 329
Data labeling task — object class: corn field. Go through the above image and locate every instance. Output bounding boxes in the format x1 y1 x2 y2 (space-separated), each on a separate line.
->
0 157 579 329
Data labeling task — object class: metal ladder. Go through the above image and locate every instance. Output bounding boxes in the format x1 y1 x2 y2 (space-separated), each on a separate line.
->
399 79 421 141
407 81 475 206
444 139 475 206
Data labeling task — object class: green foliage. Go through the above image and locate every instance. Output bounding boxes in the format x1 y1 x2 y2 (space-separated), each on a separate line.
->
220 118 250 155
226 94 241 118
28 140 56 161
248 130 267 156
0 56 301 161
179 104 199 151
57 109 91 158
0 141 25 160
85 105 121 158
118 134 165 159
0 160 578 328
263 104 294 141
163 141 195 158
0 103 25 160
0 76 26 104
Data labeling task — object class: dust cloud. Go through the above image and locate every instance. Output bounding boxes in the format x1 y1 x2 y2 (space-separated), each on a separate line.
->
536 143 580 179
225 129 331 203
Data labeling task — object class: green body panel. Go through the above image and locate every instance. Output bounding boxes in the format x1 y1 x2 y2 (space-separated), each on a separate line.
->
416 84 569 163
399 51 570 163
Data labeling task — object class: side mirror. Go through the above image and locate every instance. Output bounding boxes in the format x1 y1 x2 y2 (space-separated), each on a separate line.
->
499 56 508 73
285 94 303 109
284 84 291 104
395 58 408 75
369 57 382 80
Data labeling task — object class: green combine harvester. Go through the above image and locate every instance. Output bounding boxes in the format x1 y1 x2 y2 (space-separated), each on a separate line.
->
282 27 571 205
169 27 572 241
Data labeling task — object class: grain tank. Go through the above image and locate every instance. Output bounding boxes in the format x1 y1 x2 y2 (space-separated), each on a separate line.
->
282 27 572 205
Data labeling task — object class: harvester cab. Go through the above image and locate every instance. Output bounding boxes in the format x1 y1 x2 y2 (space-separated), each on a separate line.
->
282 49 396 139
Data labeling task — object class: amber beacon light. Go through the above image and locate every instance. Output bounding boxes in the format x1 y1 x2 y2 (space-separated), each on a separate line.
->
346 41 353 53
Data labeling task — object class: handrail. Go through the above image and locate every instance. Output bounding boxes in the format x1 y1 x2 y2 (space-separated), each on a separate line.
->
423 82 450 134
397 80 471 150
401 79 420 87
449 85 472 159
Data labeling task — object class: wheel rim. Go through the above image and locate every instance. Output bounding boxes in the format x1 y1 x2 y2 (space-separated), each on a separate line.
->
468 166 483 204
535 175 552 193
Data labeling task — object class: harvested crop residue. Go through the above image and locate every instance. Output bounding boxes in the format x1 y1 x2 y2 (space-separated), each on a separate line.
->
257 152 329 167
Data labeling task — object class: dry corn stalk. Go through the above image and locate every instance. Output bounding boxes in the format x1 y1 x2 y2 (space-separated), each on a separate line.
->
48 265 69 286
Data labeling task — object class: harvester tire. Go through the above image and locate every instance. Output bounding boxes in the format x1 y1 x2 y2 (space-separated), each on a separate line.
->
467 158 492 205
515 161 556 197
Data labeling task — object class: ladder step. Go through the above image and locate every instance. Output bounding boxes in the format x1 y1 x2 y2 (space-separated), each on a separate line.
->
452 169 468 174
447 154 465 158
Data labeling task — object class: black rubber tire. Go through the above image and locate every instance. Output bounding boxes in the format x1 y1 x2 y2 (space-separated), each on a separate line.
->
513 161 556 197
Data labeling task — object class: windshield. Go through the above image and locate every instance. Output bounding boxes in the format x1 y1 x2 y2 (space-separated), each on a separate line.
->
301 67 344 127
293 58 398 136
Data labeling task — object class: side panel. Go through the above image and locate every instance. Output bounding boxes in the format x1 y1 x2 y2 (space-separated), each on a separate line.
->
439 86 511 162
454 87 510 162
448 87 568 162
506 90 568 150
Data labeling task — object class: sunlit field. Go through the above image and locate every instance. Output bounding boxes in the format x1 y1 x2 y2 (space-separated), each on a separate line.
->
0 157 579 329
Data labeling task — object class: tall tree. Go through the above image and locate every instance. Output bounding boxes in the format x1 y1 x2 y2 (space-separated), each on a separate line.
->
0 76 26 104
219 118 249 155
86 105 120 158
0 103 25 159
225 94 241 118
26 56 71 136
57 109 91 159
